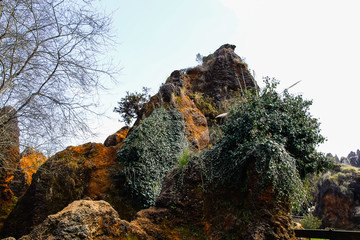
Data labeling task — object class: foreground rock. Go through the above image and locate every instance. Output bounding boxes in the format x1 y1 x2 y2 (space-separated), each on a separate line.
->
16 161 297 240
18 200 136 240
1 44 300 239
103 126 130 147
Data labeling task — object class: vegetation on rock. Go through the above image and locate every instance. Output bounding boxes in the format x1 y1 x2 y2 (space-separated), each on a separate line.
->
114 87 151 125
117 107 185 207
313 164 360 229
203 78 330 209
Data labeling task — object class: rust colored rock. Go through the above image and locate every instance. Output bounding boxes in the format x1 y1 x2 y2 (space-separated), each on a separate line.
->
1 142 137 238
175 94 209 150
10 148 47 198
103 126 130 147
133 44 257 150
18 200 132 240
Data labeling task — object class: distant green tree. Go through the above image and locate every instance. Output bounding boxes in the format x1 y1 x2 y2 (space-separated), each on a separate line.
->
114 87 150 125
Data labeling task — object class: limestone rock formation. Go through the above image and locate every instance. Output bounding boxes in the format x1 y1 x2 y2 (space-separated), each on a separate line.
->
314 164 360 229
1 141 136 238
135 44 257 150
1 44 301 239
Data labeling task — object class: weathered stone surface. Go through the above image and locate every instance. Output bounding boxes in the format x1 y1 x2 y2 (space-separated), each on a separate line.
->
134 44 257 150
18 200 132 240
188 44 258 104
10 148 47 198
314 164 360 229
1 142 136 238
103 126 130 147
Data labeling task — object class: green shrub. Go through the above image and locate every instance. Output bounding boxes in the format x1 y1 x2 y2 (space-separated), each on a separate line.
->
203 77 330 207
300 215 322 229
177 147 192 168
117 107 185 207
114 87 150 125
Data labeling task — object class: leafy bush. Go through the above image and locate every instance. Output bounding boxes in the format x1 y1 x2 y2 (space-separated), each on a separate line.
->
114 87 151 125
203 77 330 207
300 215 322 229
117 107 185 207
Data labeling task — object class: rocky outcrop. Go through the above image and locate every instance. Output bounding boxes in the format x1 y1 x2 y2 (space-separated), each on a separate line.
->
14 160 296 240
104 126 130 147
1 141 136 238
0 106 19 230
136 44 257 150
337 150 360 167
18 200 135 240
188 44 258 104
1 44 299 239
10 148 47 198
314 164 360 229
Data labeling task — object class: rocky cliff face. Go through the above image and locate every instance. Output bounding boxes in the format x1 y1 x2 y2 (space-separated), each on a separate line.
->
136 44 257 150
314 164 360 229
1 44 298 240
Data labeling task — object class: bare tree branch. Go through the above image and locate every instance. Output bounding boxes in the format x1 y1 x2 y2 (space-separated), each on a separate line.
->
0 0 117 159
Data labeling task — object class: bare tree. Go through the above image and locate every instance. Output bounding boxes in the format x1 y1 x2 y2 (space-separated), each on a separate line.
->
0 0 116 159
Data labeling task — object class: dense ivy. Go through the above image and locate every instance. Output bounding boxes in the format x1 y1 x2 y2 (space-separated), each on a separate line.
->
117 107 185 207
204 78 330 207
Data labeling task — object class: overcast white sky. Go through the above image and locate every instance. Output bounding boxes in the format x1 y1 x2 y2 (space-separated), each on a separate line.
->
84 0 360 157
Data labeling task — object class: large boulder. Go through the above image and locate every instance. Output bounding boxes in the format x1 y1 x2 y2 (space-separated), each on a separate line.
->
1 141 136 239
18 200 135 240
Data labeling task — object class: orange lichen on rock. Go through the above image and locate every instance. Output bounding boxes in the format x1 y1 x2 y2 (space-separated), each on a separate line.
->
66 143 118 199
175 93 209 150
19 149 47 186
